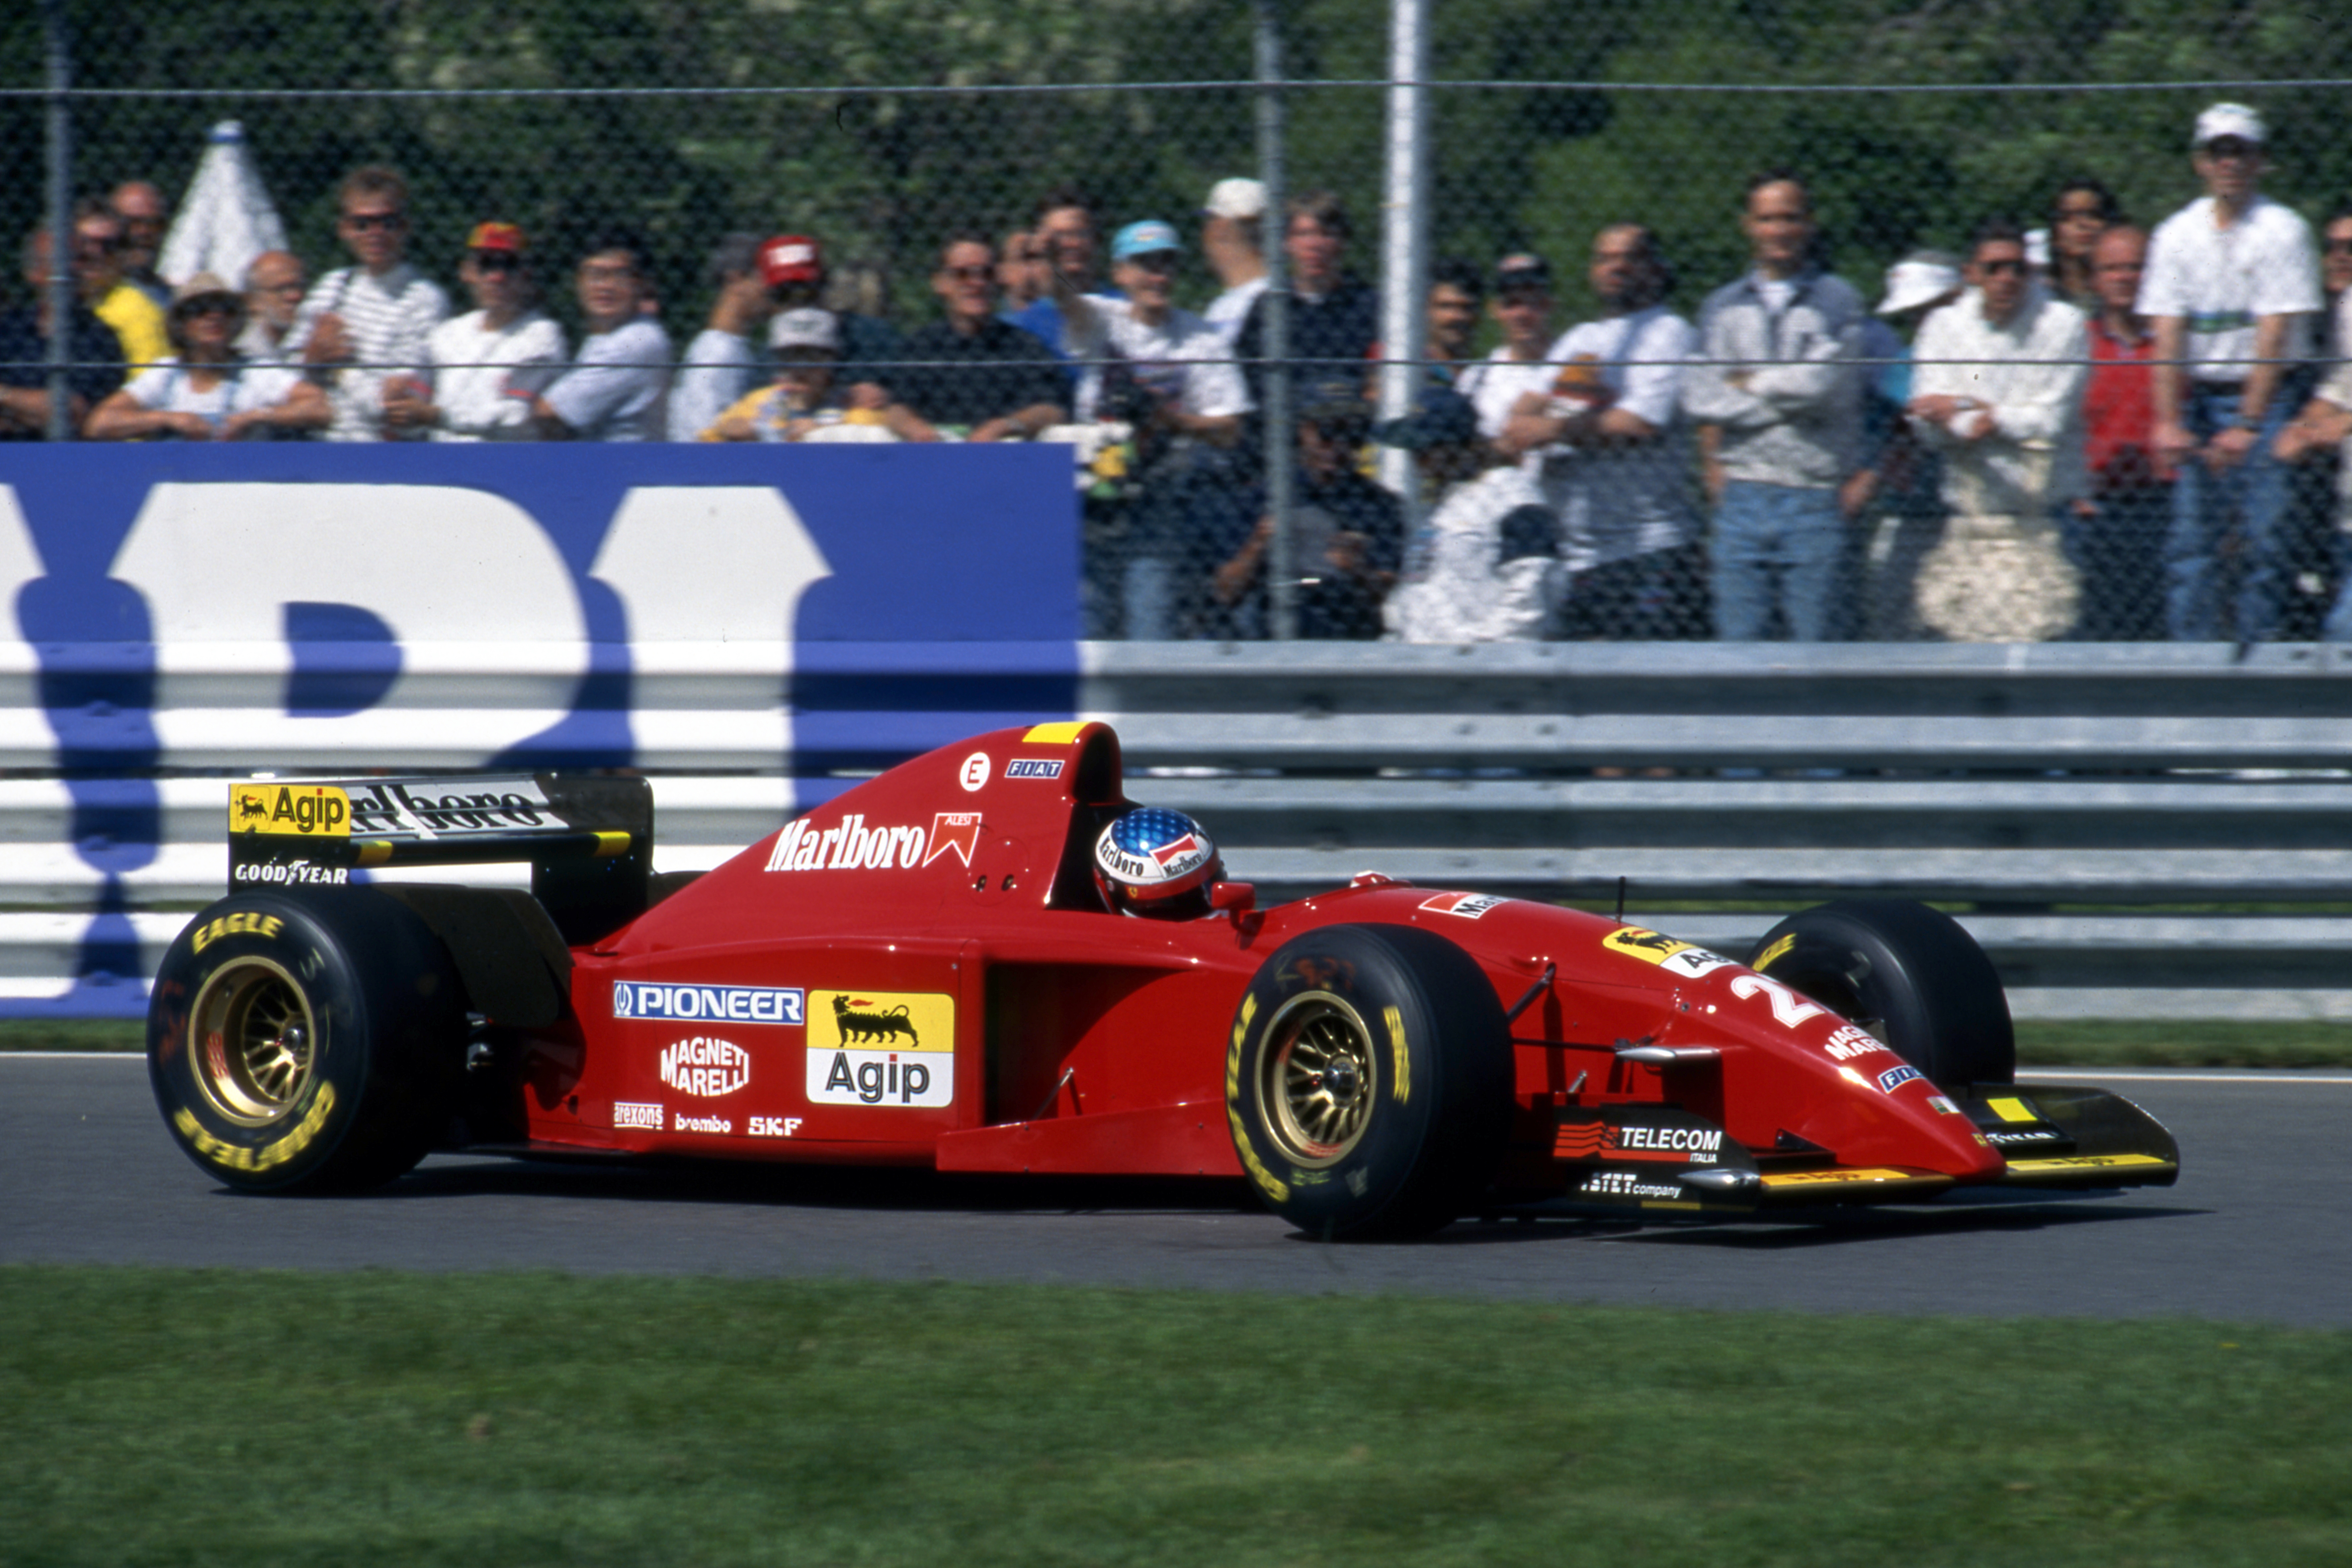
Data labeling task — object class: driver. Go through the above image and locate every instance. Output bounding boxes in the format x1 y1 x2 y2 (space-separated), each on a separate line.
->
1093 806 1223 919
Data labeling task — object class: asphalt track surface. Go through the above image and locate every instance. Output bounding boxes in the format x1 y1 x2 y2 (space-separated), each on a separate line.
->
7 1054 2349 1327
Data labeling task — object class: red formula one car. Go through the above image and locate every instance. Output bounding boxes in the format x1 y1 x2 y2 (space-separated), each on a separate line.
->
149 722 2177 1239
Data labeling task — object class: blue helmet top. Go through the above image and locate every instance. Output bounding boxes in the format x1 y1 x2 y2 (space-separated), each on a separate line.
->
1094 806 1222 917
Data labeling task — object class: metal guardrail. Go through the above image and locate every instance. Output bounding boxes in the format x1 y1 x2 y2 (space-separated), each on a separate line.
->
13 642 2352 1020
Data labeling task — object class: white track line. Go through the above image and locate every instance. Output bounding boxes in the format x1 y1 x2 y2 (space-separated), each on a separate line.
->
2020 1069 2352 1085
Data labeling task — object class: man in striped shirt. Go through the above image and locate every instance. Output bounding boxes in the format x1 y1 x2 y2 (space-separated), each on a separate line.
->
286 166 449 441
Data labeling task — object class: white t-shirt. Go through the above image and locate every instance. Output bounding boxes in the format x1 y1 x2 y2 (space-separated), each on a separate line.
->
120 357 305 433
423 309 567 442
1203 276 1269 349
542 318 671 441
1069 299 1250 424
2138 194 2322 380
1535 306 1699 565
1454 348 1558 442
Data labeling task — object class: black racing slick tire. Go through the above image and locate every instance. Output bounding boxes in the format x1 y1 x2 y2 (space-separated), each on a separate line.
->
1746 898 2015 1090
148 888 468 1193
1225 923 1513 1241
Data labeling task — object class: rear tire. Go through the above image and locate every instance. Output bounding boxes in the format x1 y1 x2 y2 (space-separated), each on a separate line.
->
149 888 467 1192
1225 924 1513 1240
1746 898 2014 1089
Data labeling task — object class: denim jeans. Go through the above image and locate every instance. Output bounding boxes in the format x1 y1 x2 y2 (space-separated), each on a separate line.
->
2165 382 2296 642
1712 479 1845 641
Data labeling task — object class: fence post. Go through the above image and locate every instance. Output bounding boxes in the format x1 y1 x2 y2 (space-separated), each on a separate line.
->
1376 0 1430 521
1253 0 1295 640
42 0 74 443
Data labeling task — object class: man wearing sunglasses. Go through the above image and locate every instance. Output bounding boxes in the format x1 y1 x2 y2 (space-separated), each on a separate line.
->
72 200 168 369
383 222 566 441
1906 219 2091 641
2138 103 2322 641
879 235 1066 444
286 165 450 441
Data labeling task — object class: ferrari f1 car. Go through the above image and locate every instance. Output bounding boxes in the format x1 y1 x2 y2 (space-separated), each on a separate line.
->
150 722 2177 1239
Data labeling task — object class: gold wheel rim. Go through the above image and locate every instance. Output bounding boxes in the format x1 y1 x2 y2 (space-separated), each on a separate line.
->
1258 993 1376 1168
190 957 318 1126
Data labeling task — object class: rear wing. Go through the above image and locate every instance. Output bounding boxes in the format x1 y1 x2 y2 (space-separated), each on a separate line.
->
229 774 653 944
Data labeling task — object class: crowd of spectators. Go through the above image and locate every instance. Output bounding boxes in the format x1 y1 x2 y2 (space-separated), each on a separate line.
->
13 101 2352 644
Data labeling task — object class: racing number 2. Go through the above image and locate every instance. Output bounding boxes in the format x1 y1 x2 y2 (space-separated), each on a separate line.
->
1728 973 1828 1030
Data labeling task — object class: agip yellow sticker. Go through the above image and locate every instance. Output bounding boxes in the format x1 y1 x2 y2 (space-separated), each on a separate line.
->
1602 926 1737 979
806 990 956 1108
232 783 351 838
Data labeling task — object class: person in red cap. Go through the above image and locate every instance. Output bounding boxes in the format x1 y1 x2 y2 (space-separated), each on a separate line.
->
759 233 898 411
383 221 567 441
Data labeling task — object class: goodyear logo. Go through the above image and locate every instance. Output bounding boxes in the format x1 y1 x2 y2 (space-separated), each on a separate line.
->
232 783 351 838
172 1084 336 1174
806 990 955 1108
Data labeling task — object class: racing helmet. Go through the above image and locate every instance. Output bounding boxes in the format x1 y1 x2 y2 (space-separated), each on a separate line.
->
1093 806 1223 919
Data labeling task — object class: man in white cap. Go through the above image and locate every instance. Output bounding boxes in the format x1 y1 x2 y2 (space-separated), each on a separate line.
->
701 309 864 442
1200 178 1267 350
2139 102 2322 641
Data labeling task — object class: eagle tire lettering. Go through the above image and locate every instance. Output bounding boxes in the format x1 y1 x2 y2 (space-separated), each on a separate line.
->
147 887 467 1194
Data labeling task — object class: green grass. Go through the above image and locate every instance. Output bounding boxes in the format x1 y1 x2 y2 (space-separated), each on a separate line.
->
0 1019 144 1053
2013 1019 2352 1068
1 1267 2346 1567
17 1016 2352 1066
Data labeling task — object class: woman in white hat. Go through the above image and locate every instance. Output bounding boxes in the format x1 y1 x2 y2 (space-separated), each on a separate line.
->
1852 252 1963 637
85 273 328 440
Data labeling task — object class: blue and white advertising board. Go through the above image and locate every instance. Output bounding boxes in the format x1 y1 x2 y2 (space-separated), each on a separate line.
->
0 444 1079 1013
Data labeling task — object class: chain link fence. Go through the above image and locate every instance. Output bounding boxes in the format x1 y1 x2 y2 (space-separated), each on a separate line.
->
7 1 2352 643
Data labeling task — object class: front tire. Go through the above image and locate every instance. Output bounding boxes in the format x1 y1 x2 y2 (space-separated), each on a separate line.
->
1746 898 2014 1089
149 889 467 1192
1226 924 1512 1240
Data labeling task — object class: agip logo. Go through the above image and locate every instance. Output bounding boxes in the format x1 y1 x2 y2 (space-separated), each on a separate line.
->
805 989 955 1107
231 783 351 838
